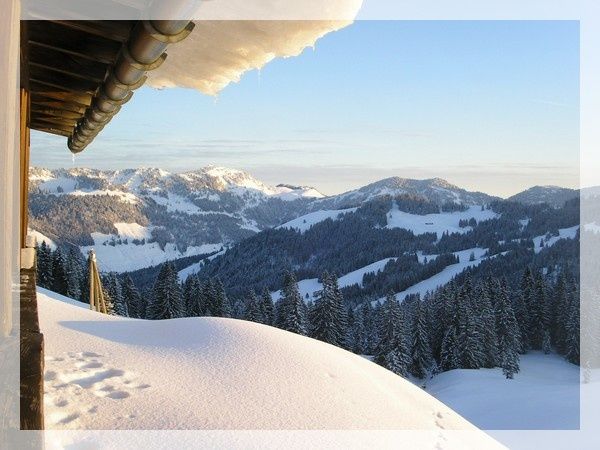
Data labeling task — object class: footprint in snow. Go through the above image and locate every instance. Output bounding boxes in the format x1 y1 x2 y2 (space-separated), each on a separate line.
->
44 351 151 428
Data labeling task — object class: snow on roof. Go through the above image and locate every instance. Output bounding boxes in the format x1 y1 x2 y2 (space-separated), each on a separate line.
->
38 287 499 444
147 20 358 96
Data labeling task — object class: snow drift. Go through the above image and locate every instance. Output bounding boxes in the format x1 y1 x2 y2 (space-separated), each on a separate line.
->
38 287 496 444
148 19 358 96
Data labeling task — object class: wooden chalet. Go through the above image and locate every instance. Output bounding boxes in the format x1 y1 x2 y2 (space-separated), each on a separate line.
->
6 11 195 432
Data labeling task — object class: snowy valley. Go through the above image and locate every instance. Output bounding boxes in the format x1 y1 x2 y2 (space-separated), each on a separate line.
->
30 166 585 435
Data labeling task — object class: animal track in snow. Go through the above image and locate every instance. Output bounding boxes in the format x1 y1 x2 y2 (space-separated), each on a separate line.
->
44 351 150 428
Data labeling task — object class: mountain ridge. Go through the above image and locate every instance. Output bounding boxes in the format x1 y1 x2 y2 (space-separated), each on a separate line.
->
29 165 578 273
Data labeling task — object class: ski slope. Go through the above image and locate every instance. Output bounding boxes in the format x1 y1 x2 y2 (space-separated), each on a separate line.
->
38 288 498 440
425 352 580 430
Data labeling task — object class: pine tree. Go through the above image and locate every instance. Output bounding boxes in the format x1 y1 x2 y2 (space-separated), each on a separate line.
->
425 289 446 362
147 261 184 320
530 272 550 350
565 286 580 365
183 275 203 317
495 279 521 379
51 248 69 295
440 284 462 371
515 267 537 353
459 283 485 370
244 290 262 323
375 293 410 377
277 271 308 335
122 274 143 318
65 247 84 301
209 278 231 318
201 279 216 316
410 299 435 379
259 288 274 325
36 241 53 289
477 281 498 368
104 272 128 317
551 275 569 353
440 327 460 371
360 301 376 355
309 271 347 347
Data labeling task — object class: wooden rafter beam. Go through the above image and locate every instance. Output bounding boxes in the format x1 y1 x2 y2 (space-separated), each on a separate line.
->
31 107 82 120
29 65 99 93
32 115 78 128
28 84 93 107
29 124 72 138
30 97 87 115
28 21 121 65
50 20 134 43
29 46 109 84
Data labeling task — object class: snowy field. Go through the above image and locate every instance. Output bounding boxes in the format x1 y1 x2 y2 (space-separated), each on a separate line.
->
532 225 579 254
38 288 496 437
75 223 221 272
426 352 580 430
386 204 498 239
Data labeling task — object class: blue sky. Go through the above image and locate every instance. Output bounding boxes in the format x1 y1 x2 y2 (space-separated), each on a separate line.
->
31 20 579 197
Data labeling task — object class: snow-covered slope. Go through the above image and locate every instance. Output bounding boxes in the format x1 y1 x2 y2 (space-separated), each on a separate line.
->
374 252 486 305
38 287 498 438
272 257 397 302
277 208 357 233
385 204 498 239
426 352 579 430
532 226 579 254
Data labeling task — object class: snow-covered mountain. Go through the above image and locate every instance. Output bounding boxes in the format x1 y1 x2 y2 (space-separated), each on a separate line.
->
29 166 326 271
314 177 498 210
30 166 325 203
29 167 503 273
508 185 578 208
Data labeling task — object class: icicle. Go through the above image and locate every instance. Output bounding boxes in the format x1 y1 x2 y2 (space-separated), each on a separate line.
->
72 153 75 166
257 68 261 85
213 95 219 105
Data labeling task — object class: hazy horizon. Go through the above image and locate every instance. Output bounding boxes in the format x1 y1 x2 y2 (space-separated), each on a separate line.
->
31 21 579 198
31 163 581 199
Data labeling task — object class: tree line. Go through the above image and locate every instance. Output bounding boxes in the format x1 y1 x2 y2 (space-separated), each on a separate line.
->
36 241 580 381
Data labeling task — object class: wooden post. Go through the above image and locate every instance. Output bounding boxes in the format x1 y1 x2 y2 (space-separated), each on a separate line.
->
88 250 96 311
19 88 30 249
20 239 44 430
18 18 45 432
88 250 107 314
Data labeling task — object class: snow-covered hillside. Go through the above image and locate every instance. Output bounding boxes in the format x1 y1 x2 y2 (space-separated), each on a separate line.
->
532 226 579 254
385 204 498 239
374 255 486 305
277 208 357 233
29 166 327 272
38 288 499 440
426 352 579 430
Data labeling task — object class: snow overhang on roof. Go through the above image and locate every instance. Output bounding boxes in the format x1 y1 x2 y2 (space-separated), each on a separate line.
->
24 19 195 154
23 1 363 154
